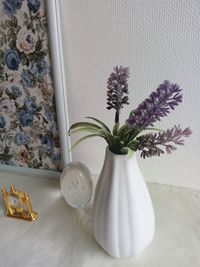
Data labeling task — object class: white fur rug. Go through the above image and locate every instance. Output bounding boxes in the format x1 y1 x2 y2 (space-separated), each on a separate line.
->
0 172 199 267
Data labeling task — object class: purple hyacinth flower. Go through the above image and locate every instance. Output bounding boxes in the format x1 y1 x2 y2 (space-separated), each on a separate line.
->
126 80 183 129
107 66 129 123
131 125 192 158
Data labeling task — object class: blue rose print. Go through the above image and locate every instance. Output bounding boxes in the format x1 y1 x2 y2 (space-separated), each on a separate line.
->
19 110 34 127
6 85 22 99
10 86 22 97
0 115 6 128
4 50 20 70
24 97 37 113
2 0 23 17
0 0 61 171
51 153 60 164
44 107 54 121
21 69 34 88
31 60 48 80
27 0 40 13
15 0 23 9
40 135 54 153
15 131 31 146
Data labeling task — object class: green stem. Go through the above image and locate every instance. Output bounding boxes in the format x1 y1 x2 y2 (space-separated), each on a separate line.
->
115 110 119 123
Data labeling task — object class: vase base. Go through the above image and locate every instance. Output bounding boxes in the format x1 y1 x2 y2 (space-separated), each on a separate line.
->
94 231 155 258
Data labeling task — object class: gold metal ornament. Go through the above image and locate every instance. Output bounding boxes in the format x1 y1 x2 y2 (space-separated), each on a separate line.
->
1 184 38 221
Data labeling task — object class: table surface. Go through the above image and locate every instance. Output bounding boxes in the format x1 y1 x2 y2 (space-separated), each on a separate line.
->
0 171 200 267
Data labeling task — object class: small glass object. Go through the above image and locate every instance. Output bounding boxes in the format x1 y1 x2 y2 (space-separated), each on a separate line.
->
60 162 93 208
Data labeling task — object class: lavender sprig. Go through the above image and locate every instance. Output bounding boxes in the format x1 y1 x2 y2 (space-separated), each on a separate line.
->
107 66 129 123
131 126 192 159
126 80 182 129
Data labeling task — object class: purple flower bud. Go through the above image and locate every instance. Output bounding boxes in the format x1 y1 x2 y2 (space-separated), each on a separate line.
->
131 125 192 158
107 66 130 122
126 80 183 129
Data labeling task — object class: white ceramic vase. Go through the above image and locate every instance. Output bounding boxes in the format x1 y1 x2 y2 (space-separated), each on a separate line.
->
93 148 155 258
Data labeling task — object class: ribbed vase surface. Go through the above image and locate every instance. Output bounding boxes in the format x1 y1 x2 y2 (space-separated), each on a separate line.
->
93 148 155 258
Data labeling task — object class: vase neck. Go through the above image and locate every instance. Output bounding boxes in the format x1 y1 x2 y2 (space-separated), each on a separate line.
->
105 147 135 162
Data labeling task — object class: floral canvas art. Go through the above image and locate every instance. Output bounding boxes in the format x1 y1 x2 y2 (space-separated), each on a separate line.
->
0 0 61 171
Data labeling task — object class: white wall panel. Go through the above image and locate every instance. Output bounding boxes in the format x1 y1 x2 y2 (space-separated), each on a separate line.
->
59 0 200 189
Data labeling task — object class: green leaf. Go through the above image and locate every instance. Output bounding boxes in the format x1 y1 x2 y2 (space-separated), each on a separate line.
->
119 147 128 154
7 29 15 41
69 127 99 135
110 136 121 153
35 40 42 51
4 146 9 154
113 136 121 146
0 75 5 81
122 128 136 138
86 117 111 133
24 20 29 26
100 128 113 145
0 154 12 161
5 20 13 28
11 16 18 27
144 127 164 132
36 106 42 112
21 55 29 66
16 25 21 32
0 39 3 47
24 12 28 19
36 162 43 168
0 50 4 60
126 139 137 147
120 147 134 158
121 128 140 145
118 124 129 137
33 159 38 167
1 22 6 30
68 122 101 134
31 78 37 88
127 147 134 159
112 123 120 135
70 133 105 151
35 51 47 60
9 39 16 49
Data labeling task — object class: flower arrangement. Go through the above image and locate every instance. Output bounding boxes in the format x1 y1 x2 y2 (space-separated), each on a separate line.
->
69 66 192 158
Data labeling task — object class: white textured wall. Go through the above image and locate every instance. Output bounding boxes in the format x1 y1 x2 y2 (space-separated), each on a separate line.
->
59 0 200 189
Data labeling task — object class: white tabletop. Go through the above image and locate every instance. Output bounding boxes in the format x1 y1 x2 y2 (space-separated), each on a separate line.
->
0 171 200 267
